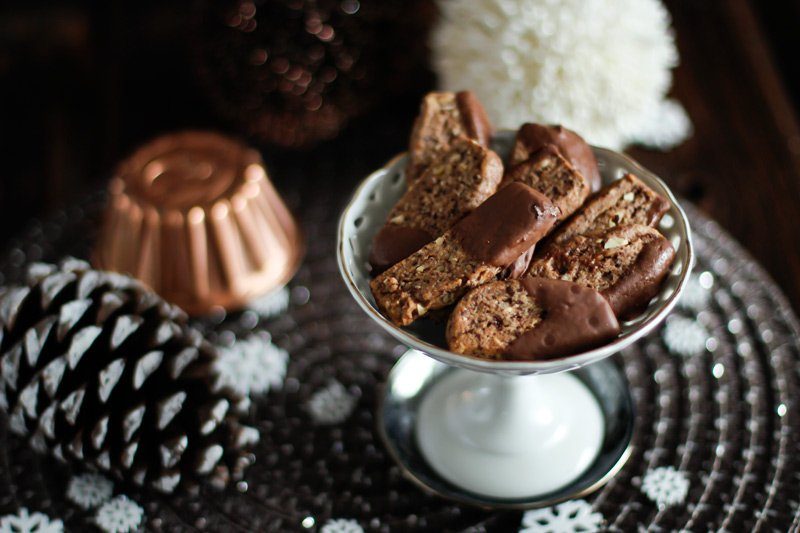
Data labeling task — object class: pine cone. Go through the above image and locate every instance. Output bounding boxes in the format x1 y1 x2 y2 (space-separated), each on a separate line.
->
0 258 258 494
194 0 437 148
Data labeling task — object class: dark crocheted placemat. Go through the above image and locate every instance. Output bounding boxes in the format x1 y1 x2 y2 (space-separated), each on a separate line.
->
1 186 799 532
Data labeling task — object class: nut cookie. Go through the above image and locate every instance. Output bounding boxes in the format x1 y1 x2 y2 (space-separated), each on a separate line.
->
503 145 590 223
544 173 669 246
510 123 601 192
407 91 493 183
369 137 503 273
447 278 619 359
370 182 558 326
527 224 676 318
499 146 592 278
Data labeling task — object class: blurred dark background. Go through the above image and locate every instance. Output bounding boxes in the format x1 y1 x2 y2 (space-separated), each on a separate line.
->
1 0 800 308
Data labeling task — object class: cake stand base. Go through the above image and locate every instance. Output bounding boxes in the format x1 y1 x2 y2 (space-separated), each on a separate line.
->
378 350 634 509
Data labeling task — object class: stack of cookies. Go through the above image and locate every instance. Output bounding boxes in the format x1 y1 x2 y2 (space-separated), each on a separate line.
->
369 91 676 361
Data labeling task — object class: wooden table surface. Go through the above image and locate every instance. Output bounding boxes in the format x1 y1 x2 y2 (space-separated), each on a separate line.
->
1 0 799 312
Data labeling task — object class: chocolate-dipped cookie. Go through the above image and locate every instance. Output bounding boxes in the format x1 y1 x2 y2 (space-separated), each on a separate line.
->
370 182 559 326
503 145 590 224
510 123 601 192
543 173 670 246
447 278 620 359
527 224 676 318
497 146 591 278
406 91 493 183
369 137 503 273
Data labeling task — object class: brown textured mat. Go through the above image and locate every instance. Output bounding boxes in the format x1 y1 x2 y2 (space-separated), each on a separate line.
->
1 190 799 532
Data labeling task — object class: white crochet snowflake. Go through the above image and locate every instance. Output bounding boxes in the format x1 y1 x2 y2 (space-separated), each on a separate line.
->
94 496 144 533
307 380 357 425
678 273 711 311
319 518 364 533
520 499 603 532
641 466 689 507
214 333 288 397
0 508 63 533
662 316 709 357
66 473 114 510
247 287 290 319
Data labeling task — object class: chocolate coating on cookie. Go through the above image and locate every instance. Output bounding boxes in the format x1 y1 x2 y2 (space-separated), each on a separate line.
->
511 123 601 192
507 278 620 359
603 237 676 318
453 182 559 268
370 137 503 273
503 246 536 279
456 91 493 148
368 225 434 274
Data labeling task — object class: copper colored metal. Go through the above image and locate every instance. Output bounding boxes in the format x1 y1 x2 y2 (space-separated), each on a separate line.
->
94 131 304 315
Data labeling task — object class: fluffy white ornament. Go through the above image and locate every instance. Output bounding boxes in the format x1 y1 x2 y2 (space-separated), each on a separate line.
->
432 0 691 150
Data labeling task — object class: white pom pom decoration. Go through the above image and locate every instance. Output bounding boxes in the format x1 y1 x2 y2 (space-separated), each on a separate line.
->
432 0 691 150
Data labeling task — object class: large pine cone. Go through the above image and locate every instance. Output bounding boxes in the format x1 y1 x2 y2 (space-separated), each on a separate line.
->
0 258 258 494
194 0 437 148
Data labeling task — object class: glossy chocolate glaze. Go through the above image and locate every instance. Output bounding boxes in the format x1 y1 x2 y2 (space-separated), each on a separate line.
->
456 91 493 148
507 278 620 359
368 225 434 274
642 185 672 227
504 245 536 279
453 182 559 268
603 237 676 318
512 123 601 192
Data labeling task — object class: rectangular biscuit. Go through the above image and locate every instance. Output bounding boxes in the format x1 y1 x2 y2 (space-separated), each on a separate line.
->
446 278 619 359
503 146 589 223
369 137 503 272
370 182 559 326
544 173 670 245
527 224 676 318
406 91 492 182
508 123 601 192
445 279 543 358
370 231 502 326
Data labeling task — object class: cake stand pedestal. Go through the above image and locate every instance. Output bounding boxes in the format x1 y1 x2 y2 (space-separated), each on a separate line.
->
378 350 633 507
337 132 692 508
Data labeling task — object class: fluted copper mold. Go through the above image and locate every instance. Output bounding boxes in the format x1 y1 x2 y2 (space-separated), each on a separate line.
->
94 131 303 315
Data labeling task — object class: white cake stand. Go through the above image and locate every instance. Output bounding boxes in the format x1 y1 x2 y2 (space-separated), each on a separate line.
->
337 132 693 508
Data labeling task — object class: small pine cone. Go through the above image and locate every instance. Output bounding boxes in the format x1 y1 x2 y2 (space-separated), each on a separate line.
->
0 258 259 494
